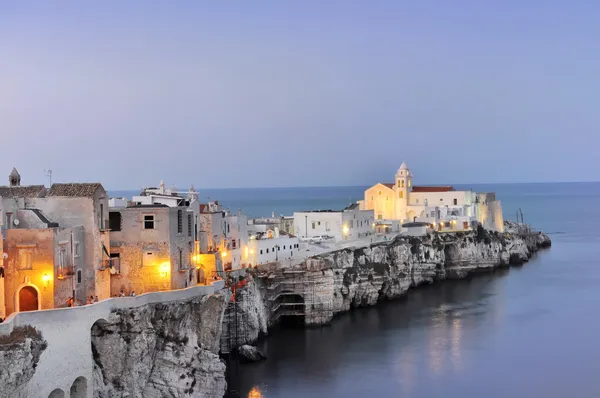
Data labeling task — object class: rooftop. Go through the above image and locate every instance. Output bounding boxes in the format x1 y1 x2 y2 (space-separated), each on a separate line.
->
47 183 103 197
0 185 46 198
411 186 455 193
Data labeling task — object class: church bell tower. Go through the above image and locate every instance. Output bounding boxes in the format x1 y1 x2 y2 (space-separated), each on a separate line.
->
394 162 412 221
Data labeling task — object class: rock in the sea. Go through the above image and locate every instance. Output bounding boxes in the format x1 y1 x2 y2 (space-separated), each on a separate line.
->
237 345 267 363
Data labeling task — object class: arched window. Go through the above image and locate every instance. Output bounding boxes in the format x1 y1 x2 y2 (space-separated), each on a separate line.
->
77 269 82 284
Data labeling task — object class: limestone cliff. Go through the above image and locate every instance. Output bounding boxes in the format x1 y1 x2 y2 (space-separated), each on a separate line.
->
91 294 228 398
251 222 551 326
0 326 47 398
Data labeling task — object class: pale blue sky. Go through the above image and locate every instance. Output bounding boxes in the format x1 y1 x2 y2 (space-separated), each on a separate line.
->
1 1 598 189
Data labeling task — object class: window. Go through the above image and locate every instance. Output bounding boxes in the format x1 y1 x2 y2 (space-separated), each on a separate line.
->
177 210 183 233
143 251 156 266
260 249 263 254
453 198 458 205
386 196 388 201
283 245 286 249
232 240 237 249
74 242 80 257
58 248 67 268
77 269 82 284
408 180 411 188
179 248 183 270
378 191 381 195
100 204 104 229
312 222 316 229
416 199 419 204
266 248 269 253
318 221 321 226
397 180 401 187
144 215 155 229
18 250 33 270
109 212 121 231
401 180 405 188
188 214 192 236
399 191 404 199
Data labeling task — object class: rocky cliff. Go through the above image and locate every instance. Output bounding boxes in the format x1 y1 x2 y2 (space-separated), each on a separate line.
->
248 222 551 327
0 326 47 398
91 293 228 398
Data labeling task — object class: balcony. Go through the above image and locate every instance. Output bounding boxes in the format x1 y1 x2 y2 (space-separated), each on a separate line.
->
98 258 120 274
57 265 75 280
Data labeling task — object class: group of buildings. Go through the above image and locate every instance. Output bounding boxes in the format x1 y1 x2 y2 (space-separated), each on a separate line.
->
0 169 299 319
0 162 504 319
292 162 504 239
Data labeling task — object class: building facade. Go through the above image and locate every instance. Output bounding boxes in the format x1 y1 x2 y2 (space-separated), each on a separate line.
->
294 205 374 242
109 204 195 295
0 168 111 316
247 228 300 266
358 162 504 232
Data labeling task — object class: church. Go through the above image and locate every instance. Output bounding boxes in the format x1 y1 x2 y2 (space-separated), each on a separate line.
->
358 162 504 232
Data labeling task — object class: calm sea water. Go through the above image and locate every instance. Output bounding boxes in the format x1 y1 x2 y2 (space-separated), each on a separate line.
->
114 183 600 398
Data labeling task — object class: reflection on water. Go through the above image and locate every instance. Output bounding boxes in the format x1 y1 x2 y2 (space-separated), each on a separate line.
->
248 386 263 398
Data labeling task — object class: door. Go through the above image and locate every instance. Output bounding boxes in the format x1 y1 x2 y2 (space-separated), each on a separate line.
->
19 286 39 312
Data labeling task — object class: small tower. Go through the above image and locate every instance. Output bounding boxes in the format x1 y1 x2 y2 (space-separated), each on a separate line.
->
394 162 412 221
187 184 198 201
9 167 21 187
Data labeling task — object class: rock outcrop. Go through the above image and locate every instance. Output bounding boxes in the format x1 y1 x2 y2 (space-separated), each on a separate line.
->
251 222 551 326
0 326 47 398
237 345 267 363
91 293 228 398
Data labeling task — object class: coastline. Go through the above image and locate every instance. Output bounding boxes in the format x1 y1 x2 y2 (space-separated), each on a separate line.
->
225 221 552 358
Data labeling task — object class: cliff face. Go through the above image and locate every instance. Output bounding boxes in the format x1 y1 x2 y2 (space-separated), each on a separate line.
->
253 223 551 326
91 294 228 398
0 326 47 398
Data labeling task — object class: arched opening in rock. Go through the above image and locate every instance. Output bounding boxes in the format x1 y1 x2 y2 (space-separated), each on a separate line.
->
70 376 88 398
278 293 305 327
48 388 65 398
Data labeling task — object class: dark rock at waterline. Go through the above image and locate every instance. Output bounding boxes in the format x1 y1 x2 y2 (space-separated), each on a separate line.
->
238 345 267 363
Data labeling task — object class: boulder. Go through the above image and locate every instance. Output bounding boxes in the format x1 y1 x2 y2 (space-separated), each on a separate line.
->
238 345 267 363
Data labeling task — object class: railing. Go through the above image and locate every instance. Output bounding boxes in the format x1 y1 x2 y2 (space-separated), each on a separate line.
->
57 265 75 280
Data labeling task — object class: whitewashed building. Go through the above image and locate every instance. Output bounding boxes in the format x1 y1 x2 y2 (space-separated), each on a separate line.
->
294 204 374 242
358 162 504 232
247 228 300 266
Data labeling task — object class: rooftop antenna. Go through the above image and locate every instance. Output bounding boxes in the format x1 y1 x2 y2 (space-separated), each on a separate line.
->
44 169 52 187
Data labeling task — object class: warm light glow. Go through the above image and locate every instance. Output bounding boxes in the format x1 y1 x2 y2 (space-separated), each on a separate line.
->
440 222 445 227
192 254 199 263
221 251 227 258
159 262 170 277
342 225 349 235
244 247 249 259
248 386 263 398
42 273 50 285
249 249 255 254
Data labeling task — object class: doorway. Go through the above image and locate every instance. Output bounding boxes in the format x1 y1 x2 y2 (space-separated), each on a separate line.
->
19 286 39 312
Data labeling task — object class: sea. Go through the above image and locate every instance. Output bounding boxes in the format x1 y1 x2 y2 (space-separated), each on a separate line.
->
112 182 600 398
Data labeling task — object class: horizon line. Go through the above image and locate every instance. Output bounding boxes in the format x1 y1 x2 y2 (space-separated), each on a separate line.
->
105 179 600 192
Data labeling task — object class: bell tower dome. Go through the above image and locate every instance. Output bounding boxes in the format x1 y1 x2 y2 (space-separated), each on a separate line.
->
394 162 412 221
9 167 21 187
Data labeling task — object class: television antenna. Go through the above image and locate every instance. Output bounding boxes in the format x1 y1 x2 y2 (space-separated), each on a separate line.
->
44 169 52 187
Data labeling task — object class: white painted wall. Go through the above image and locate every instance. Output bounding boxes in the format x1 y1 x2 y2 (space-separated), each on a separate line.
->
0 280 225 398
247 236 300 266
341 209 374 240
294 212 343 240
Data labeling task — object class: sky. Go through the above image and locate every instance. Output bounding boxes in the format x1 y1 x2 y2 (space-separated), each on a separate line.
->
1 1 599 189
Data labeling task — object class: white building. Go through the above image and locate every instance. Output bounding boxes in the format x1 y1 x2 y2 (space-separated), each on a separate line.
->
358 162 504 232
247 228 300 266
294 204 374 242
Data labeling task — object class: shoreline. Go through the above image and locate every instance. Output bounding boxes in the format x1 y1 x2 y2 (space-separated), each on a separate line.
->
223 221 551 364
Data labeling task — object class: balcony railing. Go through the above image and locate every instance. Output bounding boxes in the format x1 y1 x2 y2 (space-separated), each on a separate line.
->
57 265 75 280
